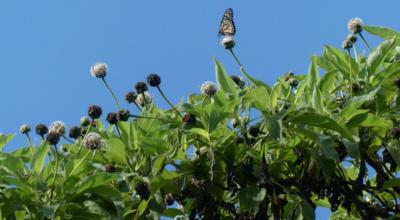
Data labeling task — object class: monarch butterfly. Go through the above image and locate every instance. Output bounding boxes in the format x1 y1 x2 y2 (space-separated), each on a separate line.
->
218 8 236 37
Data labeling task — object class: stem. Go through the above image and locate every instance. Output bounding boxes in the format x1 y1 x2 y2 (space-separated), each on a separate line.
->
278 86 293 112
133 102 142 112
359 32 371 51
115 124 121 137
347 48 353 85
50 145 59 203
77 121 93 156
156 86 182 117
62 135 75 144
129 114 171 121
353 44 359 63
25 133 33 147
229 49 251 87
101 78 121 110
64 150 91 185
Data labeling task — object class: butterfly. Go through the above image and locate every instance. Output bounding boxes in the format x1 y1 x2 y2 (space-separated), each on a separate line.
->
218 8 236 37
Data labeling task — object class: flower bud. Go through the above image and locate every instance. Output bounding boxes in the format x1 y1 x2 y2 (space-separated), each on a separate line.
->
49 121 66 136
248 125 261 137
220 36 235 49
342 38 353 50
230 75 245 89
182 113 196 124
106 112 118 125
135 82 148 94
69 126 81 139
287 78 299 88
83 132 104 150
90 62 108 78
46 131 60 145
347 34 357 43
135 92 152 107
395 78 400 89
19 124 31 134
135 182 150 200
352 83 359 93
80 116 91 127
117 109 130 121
105 164 116 173
164 193 175 206
200 81 218 97
391 127 400 139
347 17 363 34
35 124 49 137
125 91 138 104
147 73 161 87
88 105 102 119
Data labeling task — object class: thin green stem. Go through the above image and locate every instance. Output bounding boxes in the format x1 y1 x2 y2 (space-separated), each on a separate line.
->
101 78 121 110
353 44 359 63
129 114 172 122
115 124 121 137
25 133 33 147
62 135 75 144
347 48 353 86
358 32 371 51
229 49 251 88
156 86 182 117
133 102 142 112
50 145 59 203
278 86 293 112
63 150 91 185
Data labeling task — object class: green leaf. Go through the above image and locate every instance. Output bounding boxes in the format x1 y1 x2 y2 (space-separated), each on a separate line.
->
383 178 400 189
162 208 184 218
30 141 50 174
301 200 315 220
240 67 272 92
367 39 395 75
75 173 119 194
238 185 266 213
214 58 238 96
150 171 182 193
291 112 354 141
307 56 320 89
0 133 15 151
319 70 339 93
15 211 25 220
189 128 210 141
105 138 128 165
346 113 393 129
364 25 398 40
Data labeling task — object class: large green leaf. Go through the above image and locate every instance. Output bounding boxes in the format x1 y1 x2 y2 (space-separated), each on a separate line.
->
105 138 128 165
0 133 15 151
238 185 266 213
214 58 238 97
75 173 119 194
364 25 398 40
30 141 50 174
367 39 395 75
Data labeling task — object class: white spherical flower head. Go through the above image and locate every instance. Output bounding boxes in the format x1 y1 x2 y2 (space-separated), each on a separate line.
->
19 124 31 134
135 91 152 107
90 62 108 78
200 81 218 97
83 132 104 150
347 17 363 34
220 36 235 49
49 121 66 136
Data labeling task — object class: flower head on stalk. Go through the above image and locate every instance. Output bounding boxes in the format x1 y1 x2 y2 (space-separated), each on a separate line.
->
200 81 218 97
90 62 108 78
83 132 105 150
49 121 66 136
347 17 363 34
135 92 152 107
19 124 31 135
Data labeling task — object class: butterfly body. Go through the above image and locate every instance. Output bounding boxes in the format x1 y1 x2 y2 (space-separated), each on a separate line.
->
218 8 236 37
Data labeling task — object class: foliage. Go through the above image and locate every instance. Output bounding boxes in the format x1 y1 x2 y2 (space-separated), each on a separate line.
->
1 23 400 220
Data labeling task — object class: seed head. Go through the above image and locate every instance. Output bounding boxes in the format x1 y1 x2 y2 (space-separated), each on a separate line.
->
248 125 261 137
147 73 161 87
391 127 400 139
135 92 152 107
347 17 363 34
395 78 400 89
46 131 60 145
342 38 353 50
125 91 138 104
49 121 66 136
352 83 359 93
117 109 131 121
230 75 245 89
200 81 218 97
135 82 148 94
69 126 81 139
182 113 196 124
105 164 116 173
19 124 31 134
220 36 235 49
35 124 49 137
347 34 358 43
83 132 104 150
287 78 299 88
106 112 118 125
80 116 91 127
88 105 102 119
135 182 150 200
90 62 108 78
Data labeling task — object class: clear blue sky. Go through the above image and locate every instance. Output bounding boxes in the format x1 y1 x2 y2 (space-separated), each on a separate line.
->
0 1 399 218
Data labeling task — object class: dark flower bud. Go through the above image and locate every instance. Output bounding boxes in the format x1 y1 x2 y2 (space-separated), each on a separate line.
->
35 124 48 137
164 193 175 206
88 105 102 119
347 34 357 43
147 73 161 87
105 164 116 173
287 78 299 88
395 78 400 89
230 75 245 89
221 36 235 50
183 113 196 124
69 126 81 139
342 39 353 50
391 127 400 139
80 116 91 127
117 109 131 122
135 82 148 94
125 91 137 104
19 124 31 134
106 112 118 125
352 83 359 92
135 182 150 200
46 131 60 145
248 125 261 137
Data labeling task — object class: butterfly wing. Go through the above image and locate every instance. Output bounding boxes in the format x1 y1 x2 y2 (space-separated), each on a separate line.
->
218 8 236 36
